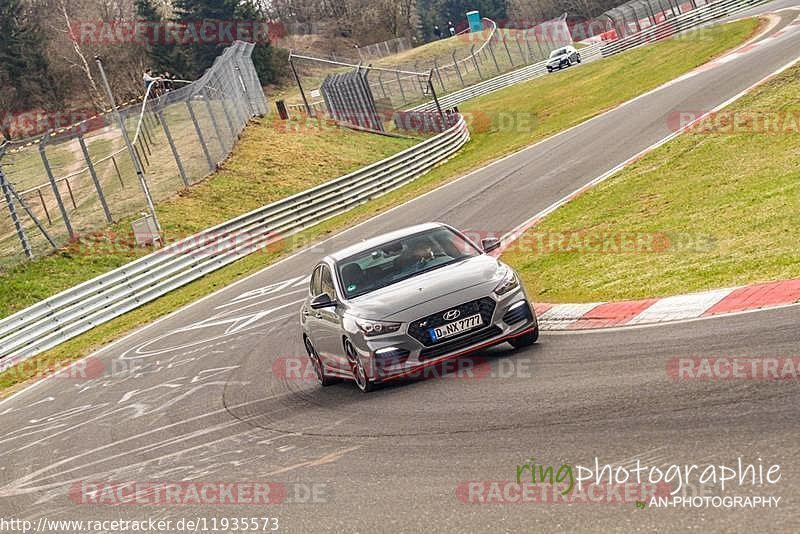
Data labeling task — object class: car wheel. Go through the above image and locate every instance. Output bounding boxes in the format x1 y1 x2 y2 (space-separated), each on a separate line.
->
576 54 581 63
344 340 374 393
508 327 539 349
304 337 336 386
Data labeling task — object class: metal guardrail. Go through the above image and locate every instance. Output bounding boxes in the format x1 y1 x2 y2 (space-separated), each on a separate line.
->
0 116 469 369
411 0 766 112
600 0 768 55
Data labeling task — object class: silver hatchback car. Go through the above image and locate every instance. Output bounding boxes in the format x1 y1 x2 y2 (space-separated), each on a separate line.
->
300 223 538 392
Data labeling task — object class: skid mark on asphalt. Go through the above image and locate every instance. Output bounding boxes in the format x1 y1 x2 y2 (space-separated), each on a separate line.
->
264 446 362 477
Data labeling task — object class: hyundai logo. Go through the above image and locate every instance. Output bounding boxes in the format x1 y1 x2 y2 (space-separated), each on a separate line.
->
443 309 460 321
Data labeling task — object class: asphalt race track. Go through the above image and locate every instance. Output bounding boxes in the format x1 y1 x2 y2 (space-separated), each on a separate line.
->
2 4 799 532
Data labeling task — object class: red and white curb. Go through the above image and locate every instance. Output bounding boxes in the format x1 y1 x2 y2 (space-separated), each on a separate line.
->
534 279 800 330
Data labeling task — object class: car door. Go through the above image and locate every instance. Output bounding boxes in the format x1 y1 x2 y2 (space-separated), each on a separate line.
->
315 264 349 372
303 265 324 350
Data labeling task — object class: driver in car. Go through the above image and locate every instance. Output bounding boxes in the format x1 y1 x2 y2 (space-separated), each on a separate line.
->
407 240 435 271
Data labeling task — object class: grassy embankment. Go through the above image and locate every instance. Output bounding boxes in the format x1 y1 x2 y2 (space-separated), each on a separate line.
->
503 59 800 302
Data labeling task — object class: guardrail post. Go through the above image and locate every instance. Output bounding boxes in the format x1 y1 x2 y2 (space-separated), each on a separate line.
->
186 100 215 170
0 161 33 259
157 107 189 188
39 135 74 239
77 134 113 223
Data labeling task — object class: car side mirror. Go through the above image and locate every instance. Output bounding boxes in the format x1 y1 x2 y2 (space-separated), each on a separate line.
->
481 237 501 253
310 293 336 309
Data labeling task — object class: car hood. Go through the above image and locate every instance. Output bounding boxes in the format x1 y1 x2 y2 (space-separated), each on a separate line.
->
347 255 506 322
548 53 569 64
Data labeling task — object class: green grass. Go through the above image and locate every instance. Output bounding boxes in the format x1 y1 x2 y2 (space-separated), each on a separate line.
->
0 18 759 396
502 60 800 303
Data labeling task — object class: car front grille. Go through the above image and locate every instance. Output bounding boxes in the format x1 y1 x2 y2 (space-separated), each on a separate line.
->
419 325 503 361
408 297 496 347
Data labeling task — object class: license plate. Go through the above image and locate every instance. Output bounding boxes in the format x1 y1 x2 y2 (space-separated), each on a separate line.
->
430 313 483 342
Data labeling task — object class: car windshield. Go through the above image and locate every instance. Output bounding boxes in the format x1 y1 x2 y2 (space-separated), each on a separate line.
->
549 48 569 58
336 227 482 299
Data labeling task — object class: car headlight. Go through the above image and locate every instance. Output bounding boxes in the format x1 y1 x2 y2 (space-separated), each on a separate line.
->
355 318 402 337
494 266 520 296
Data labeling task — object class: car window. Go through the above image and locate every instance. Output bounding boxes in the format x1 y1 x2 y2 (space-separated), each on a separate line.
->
310 266 322 296
320 265 335 297
337 226 481 299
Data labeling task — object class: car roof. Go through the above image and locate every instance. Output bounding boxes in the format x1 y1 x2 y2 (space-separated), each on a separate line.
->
325 222 449 263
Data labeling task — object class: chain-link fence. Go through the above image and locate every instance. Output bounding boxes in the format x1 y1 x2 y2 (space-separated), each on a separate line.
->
285 16 573 122
355 37 412 62
603 0 713 38
0 41 267 269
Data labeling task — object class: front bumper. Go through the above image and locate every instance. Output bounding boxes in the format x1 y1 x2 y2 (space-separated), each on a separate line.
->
350 287 538 382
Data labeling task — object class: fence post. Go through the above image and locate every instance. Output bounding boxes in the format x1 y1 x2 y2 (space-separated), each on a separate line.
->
501 35 514 66
37 189 51 224
157 108 189 188
515 34 525 64
8 180 57 250
395 69 407 104
186 100 215 170
377 71 388 99
95 56 160 233
471 44 483 79
487 40 500 73
216 84 239 141
428 73 446 131
523 28 533 62
0 158 33 259
202 88 228 155
452 50 465 87
219 67 248 130
77 134 112 223
110 155 124 188
234 63 257 116
227 64 251 126
39 136 74 239
433 59 446 92
289 52 313 116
